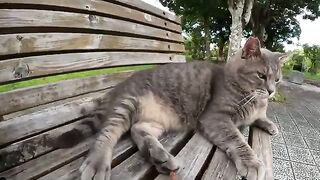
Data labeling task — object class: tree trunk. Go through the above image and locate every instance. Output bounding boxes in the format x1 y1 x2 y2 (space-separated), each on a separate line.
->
227 0 253 61
204 17 211 61
217 42 225 61
252 24 265 47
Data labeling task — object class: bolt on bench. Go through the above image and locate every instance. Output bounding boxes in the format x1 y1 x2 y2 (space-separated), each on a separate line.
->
0 0 273 179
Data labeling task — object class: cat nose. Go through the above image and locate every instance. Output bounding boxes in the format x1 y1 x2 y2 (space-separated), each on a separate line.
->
267 89 274 95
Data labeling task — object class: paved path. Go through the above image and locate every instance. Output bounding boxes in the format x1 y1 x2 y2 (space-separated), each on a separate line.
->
269 81 320 180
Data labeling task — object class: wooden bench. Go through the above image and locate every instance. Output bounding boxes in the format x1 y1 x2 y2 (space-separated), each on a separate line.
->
0 1 273 179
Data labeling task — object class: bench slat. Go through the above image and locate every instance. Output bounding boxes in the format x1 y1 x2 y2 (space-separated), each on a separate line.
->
110 132 190 180
112 0 180 24
155 133 213 180
0 33 184 56
0 118 88 172
0 52 184 83
38 136 135 180
0 89 108 146
201 149 237 180
0 136 134 180
251 127 273 180
0 140 91 179
0 0 181 33
0 72 132 115
0 9 182 42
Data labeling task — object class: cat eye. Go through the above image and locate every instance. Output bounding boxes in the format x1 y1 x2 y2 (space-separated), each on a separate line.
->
257 72 267 80
275 78 280 82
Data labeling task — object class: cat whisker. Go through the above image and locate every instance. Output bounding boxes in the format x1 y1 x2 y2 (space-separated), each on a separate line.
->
241 95 256 107
238 93 254 104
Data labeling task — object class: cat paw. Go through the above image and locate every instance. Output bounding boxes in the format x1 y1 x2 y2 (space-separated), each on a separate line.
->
149 148 180 174
236 156 265 180
79 152 111 180
265 123 279 136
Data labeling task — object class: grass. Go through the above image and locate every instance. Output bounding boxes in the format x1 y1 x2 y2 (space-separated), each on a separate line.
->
0 65 153 93
303 72 320 81
282 67 320 81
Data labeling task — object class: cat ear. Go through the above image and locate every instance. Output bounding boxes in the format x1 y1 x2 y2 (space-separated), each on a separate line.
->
241 37 261 59
275 52 289 65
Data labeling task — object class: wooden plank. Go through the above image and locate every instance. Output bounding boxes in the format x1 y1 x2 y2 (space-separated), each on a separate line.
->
155 133 213 180
110 132 190 180
112 0 181 24
201 149 237 180
0 9 183 42
251 127 273 180
0 90 107 146
0 139 91 179
0 71 132 116
38 136 135 180
0 52 185 83
0 136 134 179
0 0 182 33
0 118 88 172
0 33 184 56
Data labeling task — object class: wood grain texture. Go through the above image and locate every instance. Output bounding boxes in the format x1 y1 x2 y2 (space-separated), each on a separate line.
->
0 136 134 179
0 33 184 56
112 0 181 24
201 148 237 180
0 9 182 42
0 118 89 172
38 136 135 180
251 127 273 180
155 133 213 180
110 132 190 180
0 52 185 83
0 90 107 146
0 71 132 115
0 0 181 33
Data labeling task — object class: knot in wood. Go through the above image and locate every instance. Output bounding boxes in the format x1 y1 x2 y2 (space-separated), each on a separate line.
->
88 15 98 24
13 64 30 79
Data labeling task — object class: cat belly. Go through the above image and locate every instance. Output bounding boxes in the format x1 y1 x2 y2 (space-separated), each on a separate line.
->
137 91 184 131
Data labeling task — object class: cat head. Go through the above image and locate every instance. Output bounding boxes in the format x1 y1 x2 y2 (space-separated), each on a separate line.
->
226 37 288 99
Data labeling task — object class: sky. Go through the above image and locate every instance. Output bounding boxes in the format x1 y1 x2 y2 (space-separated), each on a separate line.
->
142 0 320 51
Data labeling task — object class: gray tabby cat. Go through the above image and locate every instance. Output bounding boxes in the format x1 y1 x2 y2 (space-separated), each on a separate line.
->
56 37 287 180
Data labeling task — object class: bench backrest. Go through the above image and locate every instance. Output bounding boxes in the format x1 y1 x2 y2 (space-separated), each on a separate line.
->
0 0 185 177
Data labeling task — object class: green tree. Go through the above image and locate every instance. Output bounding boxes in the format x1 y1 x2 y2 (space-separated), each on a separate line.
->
303 44 320 73
250 0 320 48
160 0 231 61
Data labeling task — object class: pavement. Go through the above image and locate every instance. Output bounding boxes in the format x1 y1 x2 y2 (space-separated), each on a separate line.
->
269 80 320 180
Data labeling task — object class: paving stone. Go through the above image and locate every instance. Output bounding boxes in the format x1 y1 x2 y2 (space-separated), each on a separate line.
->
287 146 315 165
273 158 295 180
280 123 300 135
305 137 320 151
272 143 289 160
310 150 320 167
295 120 313 128
283 132 307 148
272 132 285 144
299 126 320 139
240 126 249 137
292 162 320 180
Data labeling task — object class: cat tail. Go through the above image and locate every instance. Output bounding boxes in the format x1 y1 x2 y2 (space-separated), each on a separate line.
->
53 95 137 149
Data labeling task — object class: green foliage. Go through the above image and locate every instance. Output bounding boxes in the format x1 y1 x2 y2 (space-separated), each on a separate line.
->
160 0 230 61
249 0 319 50
303 44 320 74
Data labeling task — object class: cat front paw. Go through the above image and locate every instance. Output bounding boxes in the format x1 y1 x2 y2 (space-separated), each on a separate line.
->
265 122 279 136
236 156 265 180
149 147 180 174
80 151 111 180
